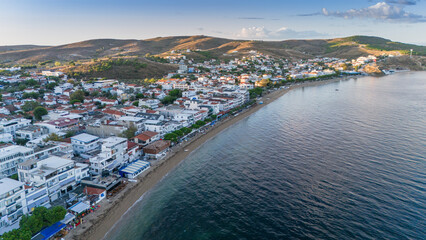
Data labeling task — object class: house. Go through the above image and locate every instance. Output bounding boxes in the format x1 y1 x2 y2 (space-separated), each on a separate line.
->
15 125 49 141
71 133 101 154
118 116 145 132
143 140 170 159
134 131 159 145
37 118 78 132
83 186 106 204
102 109 125 119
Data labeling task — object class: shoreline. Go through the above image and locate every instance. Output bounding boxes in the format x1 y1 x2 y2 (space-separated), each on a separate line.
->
66 76 357 240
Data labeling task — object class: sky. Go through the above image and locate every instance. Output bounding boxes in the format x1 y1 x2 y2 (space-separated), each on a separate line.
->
0 0 425 46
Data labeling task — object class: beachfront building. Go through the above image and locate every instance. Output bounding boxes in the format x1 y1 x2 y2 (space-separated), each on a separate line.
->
0 178 27 229
0 145 34 178
89 137 128 175
23 184 50 214
118 160 150 179
134 131 159 146
17 157 80 202
71 133 101 155
143 140 171 159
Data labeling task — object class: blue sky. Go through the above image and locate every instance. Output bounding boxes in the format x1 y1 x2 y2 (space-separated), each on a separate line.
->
0 0 425 45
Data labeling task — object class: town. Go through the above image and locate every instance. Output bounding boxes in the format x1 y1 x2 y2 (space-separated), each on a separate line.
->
0 52 390 239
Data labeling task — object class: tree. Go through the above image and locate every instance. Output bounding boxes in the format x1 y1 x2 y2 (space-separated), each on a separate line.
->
20 214 43 235
0 228 32 240
195 120 206 126
164 133 178 142
54 61 61 67
120 124 137 139
33 107 47 120
22 92 40 99
160 95 176 105
133 101 139 107
70 90 85 103
46 82 58 90
44 206 66 225
168 89 182 98
15 138 29 146
21 101 40 112
180 127 191 135
173 130 183 137
44 133 61 142
64 130 75 138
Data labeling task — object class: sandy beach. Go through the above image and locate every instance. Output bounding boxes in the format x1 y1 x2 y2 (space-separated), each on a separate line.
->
65 76 355 240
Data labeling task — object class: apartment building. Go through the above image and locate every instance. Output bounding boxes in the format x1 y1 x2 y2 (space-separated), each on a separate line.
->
71 133 101 155
0 145 34 177
0 178 27 228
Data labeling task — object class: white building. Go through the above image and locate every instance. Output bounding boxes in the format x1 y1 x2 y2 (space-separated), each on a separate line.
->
0 178 27 229
0 145 34 177
23 184 50 214
0 133 13 143
71 133 101 154
89 137 128 175
0 118 31 137
18 157 84 202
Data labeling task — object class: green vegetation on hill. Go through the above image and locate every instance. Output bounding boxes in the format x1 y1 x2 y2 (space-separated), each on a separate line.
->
331 36 426 56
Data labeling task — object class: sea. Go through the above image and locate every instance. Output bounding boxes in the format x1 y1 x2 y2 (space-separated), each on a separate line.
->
105 72 426 240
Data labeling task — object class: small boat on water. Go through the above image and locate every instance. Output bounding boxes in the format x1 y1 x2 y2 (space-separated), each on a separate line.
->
335 89 339 91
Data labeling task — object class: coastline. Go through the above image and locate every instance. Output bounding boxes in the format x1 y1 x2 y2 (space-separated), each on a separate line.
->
66 76 357 240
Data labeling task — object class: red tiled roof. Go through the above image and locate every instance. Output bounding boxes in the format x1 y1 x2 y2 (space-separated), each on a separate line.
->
127 141 138 149
84 186 106 195
102 109 125 116
134 131 158 141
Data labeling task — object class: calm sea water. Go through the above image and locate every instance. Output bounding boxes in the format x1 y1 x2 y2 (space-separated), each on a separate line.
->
106 72 426 240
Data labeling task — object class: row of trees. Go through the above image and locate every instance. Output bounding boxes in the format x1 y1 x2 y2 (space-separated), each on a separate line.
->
0 206 66 240
164 115 217 143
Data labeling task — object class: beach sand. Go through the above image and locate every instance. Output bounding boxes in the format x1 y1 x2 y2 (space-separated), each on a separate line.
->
66 77 353 240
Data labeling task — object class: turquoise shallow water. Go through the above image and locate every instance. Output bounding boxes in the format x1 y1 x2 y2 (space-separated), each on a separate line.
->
106 72 426 240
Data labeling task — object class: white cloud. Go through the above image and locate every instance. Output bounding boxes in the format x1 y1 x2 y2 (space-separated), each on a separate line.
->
235 26 327 40
322 2 426 22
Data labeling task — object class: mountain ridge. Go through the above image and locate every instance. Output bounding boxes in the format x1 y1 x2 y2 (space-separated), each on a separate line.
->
0 35 425 65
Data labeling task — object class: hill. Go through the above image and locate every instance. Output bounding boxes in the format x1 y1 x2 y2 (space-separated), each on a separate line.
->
0 45 48 53
0 35 424 79
0 35 424 64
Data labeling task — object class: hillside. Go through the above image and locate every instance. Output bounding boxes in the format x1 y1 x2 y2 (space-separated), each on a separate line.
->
0 45 48 53
0 35 424 79
62 57 178 80
0 35 424 64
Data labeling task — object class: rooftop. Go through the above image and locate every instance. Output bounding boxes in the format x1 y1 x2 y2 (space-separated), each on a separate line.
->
0 178 24 196
71 133 100 143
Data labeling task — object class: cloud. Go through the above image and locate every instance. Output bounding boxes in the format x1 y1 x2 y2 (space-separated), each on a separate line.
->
384 0 419 5
322 2 426 23
238 17 265 20
235 26 327 40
